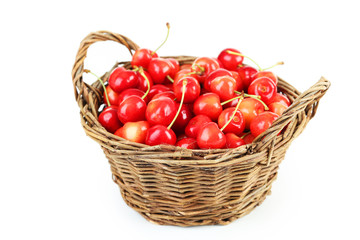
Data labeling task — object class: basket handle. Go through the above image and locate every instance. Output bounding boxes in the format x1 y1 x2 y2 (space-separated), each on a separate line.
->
71 30 139 111
253 77 331 152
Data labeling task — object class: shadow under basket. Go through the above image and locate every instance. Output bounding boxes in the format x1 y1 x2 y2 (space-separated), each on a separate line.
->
71 31 331 227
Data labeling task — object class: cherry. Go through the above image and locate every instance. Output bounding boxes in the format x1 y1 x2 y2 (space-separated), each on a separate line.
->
108 68 138 93
98 106 122 133
117 95 146 124
146 96 176 126
230 70 244 92
114 121 150 144
185 114 212 138
250 112 279 137
267 93 291 107
148 58 174 84
225 133 246 148
238 97 266 129
118 88 148 104
269 102 288 116
193 93 223 121
173 77 200 103
167 58 180 78
104 85 120 106
252 71 278 85
176 137 198 149
151 91 176 101
241 132 256 144
136 70 153 93
218 107 245 135
247 77 277 104
171 103 193 134
218 48 244 71
204 68 233 91
131 49 158 69
191 57 220 84
145 125 177 146
148 84 172 100
236 65 258 89
197 122 226 149
210 75 237 101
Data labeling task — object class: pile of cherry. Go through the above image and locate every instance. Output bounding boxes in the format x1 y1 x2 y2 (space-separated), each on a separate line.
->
94 45 290 149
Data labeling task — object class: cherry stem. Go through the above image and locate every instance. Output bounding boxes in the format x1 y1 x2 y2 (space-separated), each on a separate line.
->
220 95 244 132
261 61 284 71
221 93 244 106
183 71 198 77
151 22 170 56
226 50 263 71
138 67 150 100
191 64 205 74
240 132 251 139
167 80 187 130
166 75 174 83
235 91 260 99
84 69 111 106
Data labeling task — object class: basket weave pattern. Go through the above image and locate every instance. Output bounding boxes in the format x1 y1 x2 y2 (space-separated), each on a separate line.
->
72 31 330 226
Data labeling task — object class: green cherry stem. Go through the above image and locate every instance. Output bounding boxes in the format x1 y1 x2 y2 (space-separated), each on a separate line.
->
167 80 187 130
240 132 251 139
261 61 284 71
151 22 170 56
220 95 244 132
84 69 111 106
166 75 174 83
138 67 151 100
226 50 263 71
221 94 244 106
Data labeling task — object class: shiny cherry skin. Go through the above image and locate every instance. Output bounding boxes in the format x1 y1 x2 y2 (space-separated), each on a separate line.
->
210 75 237 101
197 122 226 149
167 58 180 79
239 98 266 130
248 77 277 104
104 85 120 106
148 58 173 84
118 88 148 104
269 102 288 116
136 70 153 93
176 137 198 149
151 91 175 101
117 95 146 124
241 132 256 144
108 68 138 93
230 70 244 92
225 133 246 149
174 68 199 85
204 68 233 91
131 48 158 69
267 93 291 107
237 65 258 89
193 93 223 121
185 114 212 138
98 106 122 133
218 107 246 135
173 77 200 103
114 121 150 144
223 92 241 108
148 84 171 100
146 96 176 126
252 71 278 85
217 48 244 71
191 57 220 84
171 104 193 134
145 125 176 146
250 112 279 137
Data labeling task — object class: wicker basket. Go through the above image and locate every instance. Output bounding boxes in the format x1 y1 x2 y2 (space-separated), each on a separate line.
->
71 31 330 226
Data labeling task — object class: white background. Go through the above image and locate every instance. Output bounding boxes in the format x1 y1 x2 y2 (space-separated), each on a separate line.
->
1 0 359 239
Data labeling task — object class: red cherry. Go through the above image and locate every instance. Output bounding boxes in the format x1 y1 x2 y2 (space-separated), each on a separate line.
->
222 92 242 108
118 88 148 104
108 68 139 93
147 58 173 84
267 93 291 107
148 84 171 100
145 96 176 126
241 132 256 144
252 71 278 85
117 95 146 124
114 121 150 144
185 114 212 138
131 48 158 69
210 75 237 101
145 125 176 146
236 65 258 89
104 85 120 106
193 93 222 121
173 77 200 103
225 133 246 148
247 77 277 104
174 68 199 85
151 91 175 101
191 57 220 84
167 58 180 78
180 64 192 70
230 70 244 92
269 102 288 116
204 68 233 91
171 104 193 134
217 48 244 71
177 134 187 141
250 112 279 137
176 137 198 149
238 98 266 129
218 107 245 135
136 70 153 93
197 122 226 149
98 106 122 133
